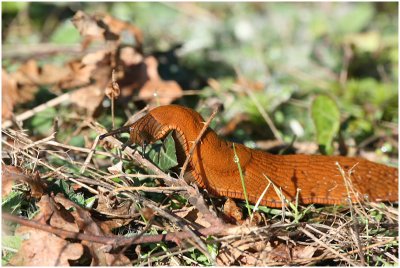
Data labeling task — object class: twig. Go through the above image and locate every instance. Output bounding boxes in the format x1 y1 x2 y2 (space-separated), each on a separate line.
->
45 140 114 157
2 92 71 129
91 119 221 227
2 43 101 60
103 173 174 180
179 106 219 179
80 135 100 174
299 225 359 266
11 132 56 153
234 68 283 142
3 140 99 195
2 213 245 247
113 186 187 194
88 121 172 179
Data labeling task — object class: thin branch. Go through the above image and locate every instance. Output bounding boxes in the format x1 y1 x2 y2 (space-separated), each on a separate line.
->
234 67 283 142
179 106 219 179
299 225 359 266
80 135 100 174
2 212 245 247
113 185 187 194
3 139 99 195
2 92 71 129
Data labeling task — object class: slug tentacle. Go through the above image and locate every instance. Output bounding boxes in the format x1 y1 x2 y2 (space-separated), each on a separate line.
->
102 105 398 207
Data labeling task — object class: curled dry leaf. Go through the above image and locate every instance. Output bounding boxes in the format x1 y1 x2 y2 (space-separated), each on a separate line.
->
53 194 129 266
95 187 135 232
104 70 121 99
137 56 183 106
107 160 124 174
9 195 83 266
2 69 18 120
10 226 84 266
10 59 71 93
71 10 105 40
1 164 45 199
174 206 212 228
292 245 317 260
4 10 183 118
222 198 243 224
217 240 270 266
70 85 106 116
72 10 143 51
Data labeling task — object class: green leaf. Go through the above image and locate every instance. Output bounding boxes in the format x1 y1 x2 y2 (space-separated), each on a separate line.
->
311 95 340 155
2 190 25 214
55 180 86 207
50 21 80 44
2 235 22 251
30 107 57 136
336 3 374 34
84 196 96 209
145 132 178 172
69 136 85 147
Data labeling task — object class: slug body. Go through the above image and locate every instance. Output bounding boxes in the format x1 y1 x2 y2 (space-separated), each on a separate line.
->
108 105 398 207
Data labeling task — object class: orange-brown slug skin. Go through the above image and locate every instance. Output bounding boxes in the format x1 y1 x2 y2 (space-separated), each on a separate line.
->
127 105 398 207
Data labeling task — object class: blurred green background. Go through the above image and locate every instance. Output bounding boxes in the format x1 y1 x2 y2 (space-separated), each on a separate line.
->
2 2 398 160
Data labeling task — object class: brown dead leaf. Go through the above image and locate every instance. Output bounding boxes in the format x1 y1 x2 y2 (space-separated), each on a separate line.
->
70 85 105 116
100 13 143 50
58 59 96 89
12 59 70 86
222 198 243 224
93 187 135 233
2 164 45 199
72 10 143 51
103 252 131 266
140 207 155 222
10 226 84 266
53 194 120 266
135 56 183 106
71 10 105 47
173 207 211 228
31 194 128 265
6 59 73 106
2 69 18 120
104 70 121 99
292 245 317 260
107 160 124 174
39 63 71 85
217 239 268 266
265 242 291 263
138 79 183 106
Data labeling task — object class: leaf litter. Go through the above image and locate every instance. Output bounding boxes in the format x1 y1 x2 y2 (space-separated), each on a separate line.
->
2 7 398 267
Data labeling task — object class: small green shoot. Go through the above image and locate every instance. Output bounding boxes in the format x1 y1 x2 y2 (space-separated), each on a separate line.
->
232 143 252 217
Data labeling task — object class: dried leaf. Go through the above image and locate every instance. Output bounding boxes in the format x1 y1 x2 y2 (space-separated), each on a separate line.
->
222 198 243 224
71 10 105 40
100 13 143 49
2 165 45 199
71 10 143 51
107 160 123 174
94 187 135 233
70 85 105 115
292 245 317 259
174 207 212 228
2 69 18 120
140 207 154 222
10 226 84 266
217 240 268 266
138 79 183 106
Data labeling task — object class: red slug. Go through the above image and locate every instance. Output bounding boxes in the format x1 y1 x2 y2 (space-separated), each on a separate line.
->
100 105 398 207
